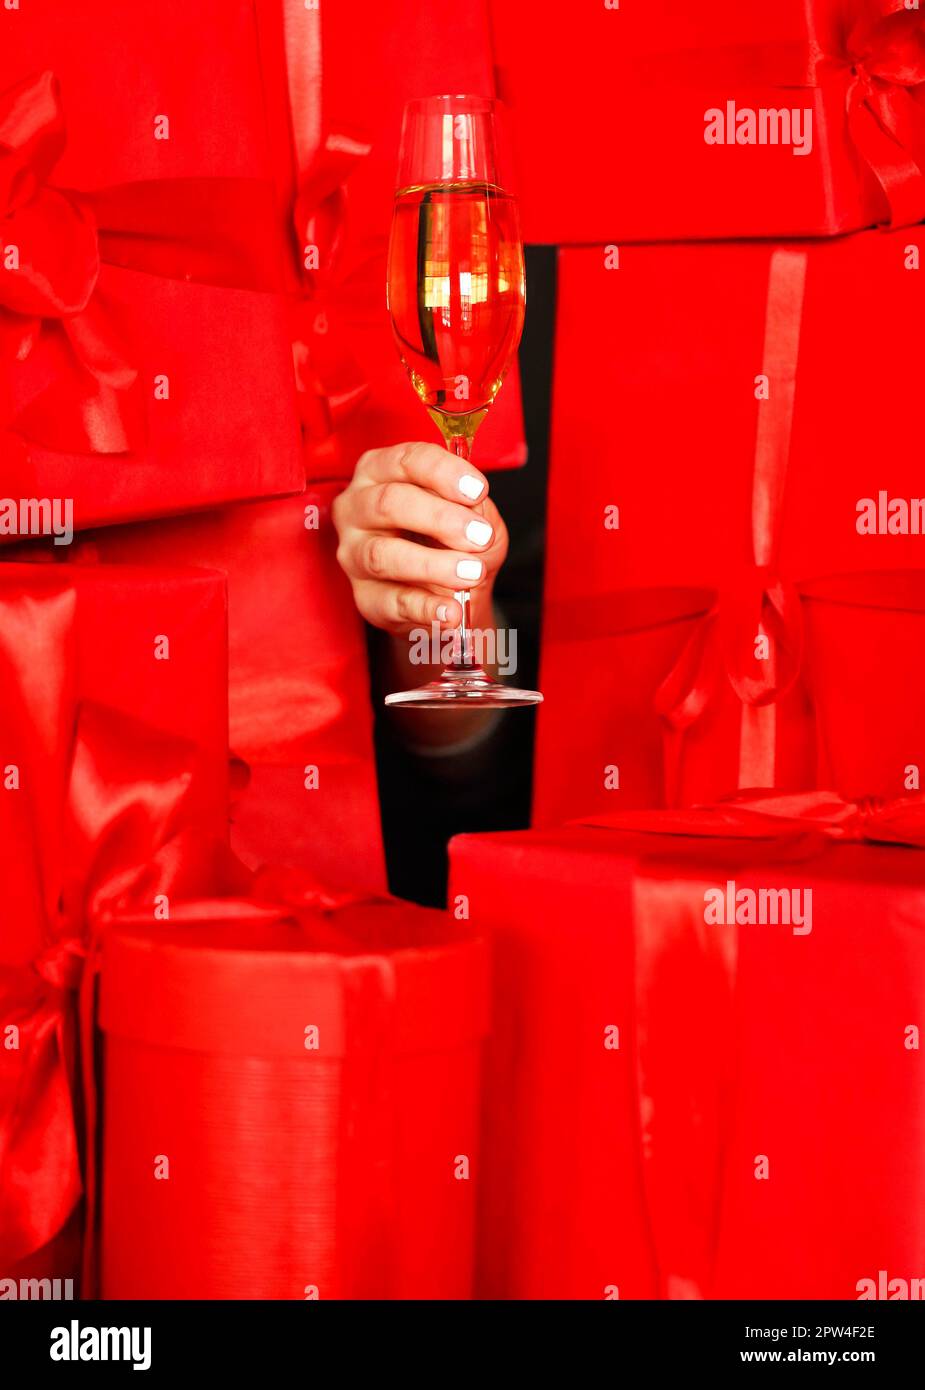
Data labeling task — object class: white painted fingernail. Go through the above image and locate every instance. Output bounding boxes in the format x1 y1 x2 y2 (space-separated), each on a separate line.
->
466 519 493 546
436 604 449 622
458 474 485 500
456 559 483 581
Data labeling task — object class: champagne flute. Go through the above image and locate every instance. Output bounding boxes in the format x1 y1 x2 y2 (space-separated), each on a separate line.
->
384 95 542 708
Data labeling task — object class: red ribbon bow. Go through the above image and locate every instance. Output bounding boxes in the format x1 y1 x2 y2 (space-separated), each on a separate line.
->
0 713 216 1279
844 0 925 226
0 576 223 1277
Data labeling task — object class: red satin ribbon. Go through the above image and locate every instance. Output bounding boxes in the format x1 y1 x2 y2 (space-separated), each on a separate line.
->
282 2 377 476
290 131 376 474
0 954 82 1271
0 70 285 455
579 786 925 848
655 248 808 802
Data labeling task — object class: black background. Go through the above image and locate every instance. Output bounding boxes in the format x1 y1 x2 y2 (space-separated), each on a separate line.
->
370 247 557 906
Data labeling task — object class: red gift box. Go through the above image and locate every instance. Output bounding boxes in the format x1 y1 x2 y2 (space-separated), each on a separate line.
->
450 793 925 1300
293 0 526 479
491 0 925 243
99 892 488 1299
0 560 230 1281
0 2 303 528
535 228 925 820
78 488 387 892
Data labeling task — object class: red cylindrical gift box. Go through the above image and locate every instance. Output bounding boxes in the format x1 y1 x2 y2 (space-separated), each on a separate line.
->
99 904 487 1299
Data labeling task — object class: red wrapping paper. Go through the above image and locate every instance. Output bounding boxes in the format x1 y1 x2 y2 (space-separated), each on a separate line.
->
548 229 925 594
711 841 925 1298
450 793 925 1299
77 489 387 892
492 0 925 243
535 228 925 821
0 2 303 527
99 894 488 1299
0 561 230 1281
450 829 657 1299
294 0 526 479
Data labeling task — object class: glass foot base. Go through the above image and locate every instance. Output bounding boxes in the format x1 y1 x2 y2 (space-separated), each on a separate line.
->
385 665 543 710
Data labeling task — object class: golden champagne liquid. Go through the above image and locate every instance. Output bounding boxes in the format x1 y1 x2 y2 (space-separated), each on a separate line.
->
387 181 526 442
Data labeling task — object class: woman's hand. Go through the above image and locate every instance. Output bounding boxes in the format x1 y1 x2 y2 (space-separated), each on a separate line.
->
332 441 508 635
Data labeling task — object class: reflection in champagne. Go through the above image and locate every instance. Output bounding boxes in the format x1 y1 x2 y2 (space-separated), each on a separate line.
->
388 181 526 445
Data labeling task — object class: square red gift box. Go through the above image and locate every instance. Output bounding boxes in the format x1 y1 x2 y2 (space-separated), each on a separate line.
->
535 228 925 822
491 0 925 243
99 893 488 1299
0 1 303 529
450 795 925 1300
0 560 230 1283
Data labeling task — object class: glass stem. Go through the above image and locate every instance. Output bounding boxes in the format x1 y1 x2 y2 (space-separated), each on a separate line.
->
448 431 476 669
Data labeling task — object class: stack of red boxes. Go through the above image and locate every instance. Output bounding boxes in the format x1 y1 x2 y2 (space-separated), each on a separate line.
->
448 0 925 1299
0 0 525 1298
523 0 925 820
7 0 921 1307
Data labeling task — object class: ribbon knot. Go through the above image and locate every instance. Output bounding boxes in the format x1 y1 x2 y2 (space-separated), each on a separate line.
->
847 1 925 83
655 564 803 720
33 938 86 995
849 60 877 97
852 792 890 827
717 562 803 709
